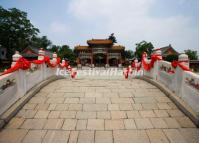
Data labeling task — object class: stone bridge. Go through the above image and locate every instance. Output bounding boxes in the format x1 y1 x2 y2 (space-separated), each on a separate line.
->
1 78 199 143
0 49 199 143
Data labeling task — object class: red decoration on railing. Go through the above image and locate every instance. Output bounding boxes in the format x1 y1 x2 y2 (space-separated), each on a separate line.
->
131 62 136 69
59 60 69 69
46 57 60 68
68 65 72 71
196 84 199 90
123 66 131 79
0 56 73 77
131 61 141 71
171 61 190 71
141 52 162 71
0 57 31 76
17 57 31 70
71 71 77 78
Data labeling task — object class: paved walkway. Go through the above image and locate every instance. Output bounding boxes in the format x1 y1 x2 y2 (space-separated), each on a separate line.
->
0 79 199 143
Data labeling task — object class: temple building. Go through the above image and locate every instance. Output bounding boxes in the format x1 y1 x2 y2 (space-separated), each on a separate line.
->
74 39 125 67
21 46 53 60
159 44 179 58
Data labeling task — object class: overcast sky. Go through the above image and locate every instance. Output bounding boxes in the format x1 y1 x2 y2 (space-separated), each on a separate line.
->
1 0 199 52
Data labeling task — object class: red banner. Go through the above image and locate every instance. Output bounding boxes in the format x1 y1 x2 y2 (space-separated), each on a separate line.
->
142 53 162 71
71 71 77 78
59 60 69 69
0 56 72 76
171 61 190 71
0 57 31 76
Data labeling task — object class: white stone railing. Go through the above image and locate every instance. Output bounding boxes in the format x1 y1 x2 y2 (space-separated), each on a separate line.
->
158 60 175 91
0 73 17 115
140 51 199 114
0 50 69 115
181 71 199 112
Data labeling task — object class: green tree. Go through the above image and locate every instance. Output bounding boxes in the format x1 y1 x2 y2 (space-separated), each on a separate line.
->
31 36 52 49
58 45 76 61
0 6 39 60
184 49 198 60
124 50 134 59
108 33 117 43
134 41 154 60
49 45 61 53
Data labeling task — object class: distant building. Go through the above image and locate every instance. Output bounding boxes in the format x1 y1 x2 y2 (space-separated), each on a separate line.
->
159 44 179 58
190 60 199 71
21 46 53 60
74 39 125 67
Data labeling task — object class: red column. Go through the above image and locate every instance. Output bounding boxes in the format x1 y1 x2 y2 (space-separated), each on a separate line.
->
119 53 122 65
91 57 93 65
78 58 81 64
106 49 109 65
91 50 93 65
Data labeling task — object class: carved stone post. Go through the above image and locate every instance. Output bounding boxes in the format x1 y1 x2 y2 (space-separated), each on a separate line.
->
11 51 22 67
52 52 57 64
174 53 189 95
62 59 65 65
154 49 162 60
38 48 46 79
178 53 189 69
38 48 45 60
11 51 26 97
153 49 162 80
134 58 138 68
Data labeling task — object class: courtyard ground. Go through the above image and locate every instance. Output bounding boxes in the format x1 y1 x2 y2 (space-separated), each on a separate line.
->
0 79 199 143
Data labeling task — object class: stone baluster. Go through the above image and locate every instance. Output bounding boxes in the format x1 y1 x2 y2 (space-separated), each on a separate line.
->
178 53 189 69
52 52 57 64
11 51 22 67
62 59 65 65
134 58 138 68
154 49 162 60
153 49 162 80
38 48 46 79
38 48 45 60
173 53 189 95
11 51 26 97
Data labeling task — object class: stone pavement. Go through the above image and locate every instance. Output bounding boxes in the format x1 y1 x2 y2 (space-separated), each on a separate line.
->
0 79 199 143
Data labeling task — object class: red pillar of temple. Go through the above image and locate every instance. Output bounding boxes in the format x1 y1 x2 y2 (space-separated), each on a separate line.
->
78 58 81 64
91 49 93 65
106 55 109 65
106 49 109 65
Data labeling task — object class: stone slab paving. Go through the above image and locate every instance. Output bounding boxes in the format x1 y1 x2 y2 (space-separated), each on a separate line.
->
0 79 199 143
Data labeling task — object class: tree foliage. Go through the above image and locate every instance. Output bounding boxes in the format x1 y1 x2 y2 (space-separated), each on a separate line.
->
0 6 39 59
184 49 198 60
49 45 61 53
58 45 76 61
0 6 77 63
124 50 134 59
134 41 154 60
31 36 52 49
108 33 117 43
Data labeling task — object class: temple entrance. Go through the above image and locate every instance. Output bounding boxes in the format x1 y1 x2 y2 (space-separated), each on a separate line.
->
109 58 118 66
81 58 91 66
94 53 106 67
